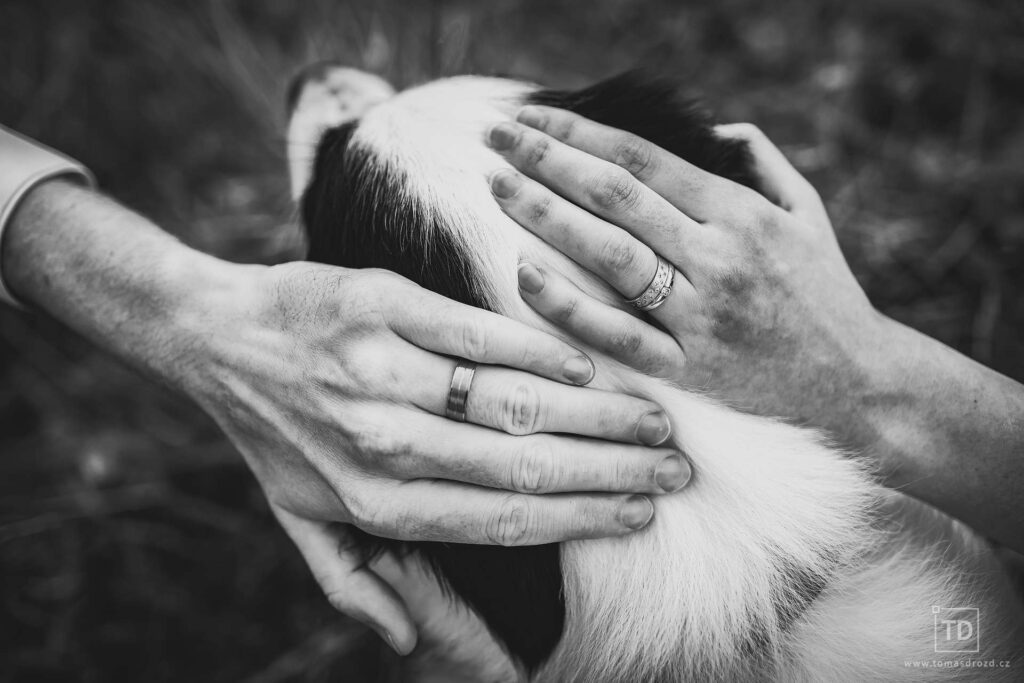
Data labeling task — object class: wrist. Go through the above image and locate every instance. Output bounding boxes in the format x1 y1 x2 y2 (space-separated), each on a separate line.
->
8 178 267 399
152 249 267 401
851 313 949 485
801 304 931 479
851 312 1024 548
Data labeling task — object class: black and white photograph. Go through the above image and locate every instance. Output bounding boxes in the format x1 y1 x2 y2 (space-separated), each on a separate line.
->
1 1 1022 681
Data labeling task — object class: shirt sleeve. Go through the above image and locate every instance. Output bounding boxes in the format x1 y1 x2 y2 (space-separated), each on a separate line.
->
0 124 96 309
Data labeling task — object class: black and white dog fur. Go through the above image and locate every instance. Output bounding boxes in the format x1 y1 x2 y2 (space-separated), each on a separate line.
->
286 64 1024 682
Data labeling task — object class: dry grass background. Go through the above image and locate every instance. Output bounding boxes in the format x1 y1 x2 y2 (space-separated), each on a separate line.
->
1 0 1022 681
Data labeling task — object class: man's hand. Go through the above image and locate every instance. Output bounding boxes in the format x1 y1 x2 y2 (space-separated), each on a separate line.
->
5 180 692 655
177 262 691 651
192 262 684 525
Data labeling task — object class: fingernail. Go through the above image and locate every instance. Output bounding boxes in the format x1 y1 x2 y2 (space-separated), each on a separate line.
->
620 495 654 530
487 122 520 151
369 623 401 654
384 631 402 655
518 262 545 294
636 411 671 446
490 170 522 199
656 454 692 493
562 355 595 385
517 106 547 130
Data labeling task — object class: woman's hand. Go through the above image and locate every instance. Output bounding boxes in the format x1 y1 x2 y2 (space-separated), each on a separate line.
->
483 106 1024 557
178 261 689 653
485 108 883 444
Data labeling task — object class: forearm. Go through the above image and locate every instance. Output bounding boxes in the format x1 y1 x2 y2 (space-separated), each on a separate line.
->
857 314 1024 550
3 179 253 394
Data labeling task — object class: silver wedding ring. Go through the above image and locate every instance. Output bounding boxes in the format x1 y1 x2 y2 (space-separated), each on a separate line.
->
626 255 675 311
446 361 477 422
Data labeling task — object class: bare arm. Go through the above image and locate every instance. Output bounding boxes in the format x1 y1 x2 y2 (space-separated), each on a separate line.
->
863 315 1024 549
5 181 236 392
486 108 1024 552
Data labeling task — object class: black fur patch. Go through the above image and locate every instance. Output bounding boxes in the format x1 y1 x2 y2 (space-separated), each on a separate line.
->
304 123 484 308
302 122 566 673
529 71 755 189
301 71 756 673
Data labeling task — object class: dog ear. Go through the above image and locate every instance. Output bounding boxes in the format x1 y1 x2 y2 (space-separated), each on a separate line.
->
286 63 394 200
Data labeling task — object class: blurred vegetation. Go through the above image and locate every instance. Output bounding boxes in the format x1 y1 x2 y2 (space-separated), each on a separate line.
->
1 0 1022 681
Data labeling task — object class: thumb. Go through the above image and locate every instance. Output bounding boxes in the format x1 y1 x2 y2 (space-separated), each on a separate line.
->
272 506 417 655
716 123 829 227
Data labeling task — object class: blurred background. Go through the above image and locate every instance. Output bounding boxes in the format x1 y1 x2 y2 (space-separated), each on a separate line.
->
1 0 1022 680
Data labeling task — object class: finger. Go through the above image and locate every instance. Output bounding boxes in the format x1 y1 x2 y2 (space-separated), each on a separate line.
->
489 167 699 329
517 261 686 379
346 404 691 495
386 288 596 386
272 507 417 655
487 120 709 270
488 167 700 312
463 365 672 445
511 105 754 225
385 317 676 445
368 479 659 545
715 123 829 226
489 164 658 295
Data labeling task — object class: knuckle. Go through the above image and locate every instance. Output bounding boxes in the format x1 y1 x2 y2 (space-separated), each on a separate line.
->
337 339 385 386
598 236 640 274
500 382 544 436
609 327 644 356
526 194 552 224
351 426 381 458
524 136 552 167
715 265 755 299
611 453 642 489
485 495 534 546
363 266 405 287
351 269 400 310
459 318 490 359
379 434 417 474
345 488 384 533
389 504 429 540
550 115 577 141
592 171 642 212
613 136 656 178
509 447 555 493
352 422 399 461
554 296 580 324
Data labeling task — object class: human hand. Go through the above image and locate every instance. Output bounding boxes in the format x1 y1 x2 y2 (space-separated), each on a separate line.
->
485 108 884 442
177 262 689 653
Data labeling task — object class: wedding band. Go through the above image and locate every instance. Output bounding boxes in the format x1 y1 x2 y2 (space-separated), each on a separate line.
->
446 361 477 422
626 255 675 311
